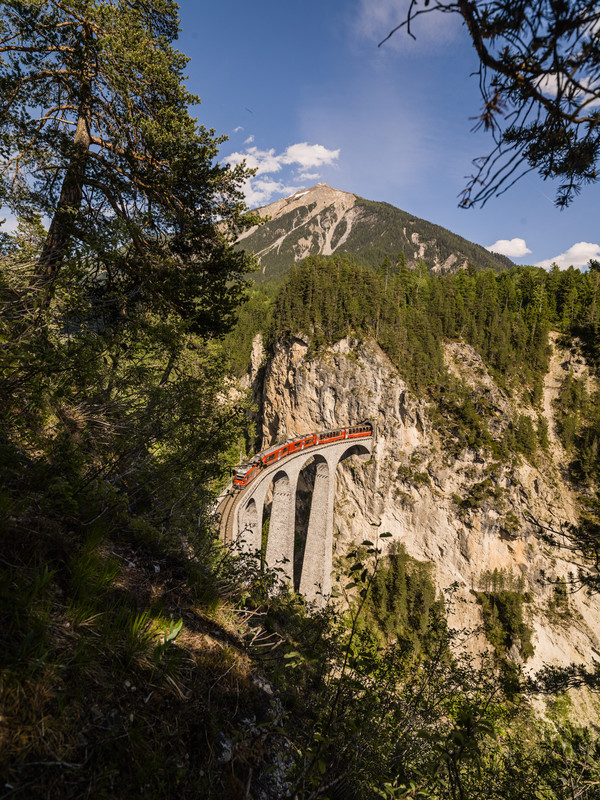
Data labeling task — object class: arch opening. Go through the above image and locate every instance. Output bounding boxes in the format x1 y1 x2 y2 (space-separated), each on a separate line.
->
338 443 371 463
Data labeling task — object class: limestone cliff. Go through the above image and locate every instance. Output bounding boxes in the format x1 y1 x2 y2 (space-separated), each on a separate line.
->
250 332 600 697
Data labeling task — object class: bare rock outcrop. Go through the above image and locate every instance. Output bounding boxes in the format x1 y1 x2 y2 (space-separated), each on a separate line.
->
255 333 600 687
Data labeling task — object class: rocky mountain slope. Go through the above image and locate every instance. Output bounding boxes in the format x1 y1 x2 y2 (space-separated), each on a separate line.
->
236 183 514 282
243 330 600 713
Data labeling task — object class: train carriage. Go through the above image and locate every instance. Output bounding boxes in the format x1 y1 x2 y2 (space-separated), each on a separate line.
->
232 422 374 487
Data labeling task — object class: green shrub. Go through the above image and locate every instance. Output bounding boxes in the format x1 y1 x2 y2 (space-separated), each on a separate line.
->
364 542 444 651
474 589 534 660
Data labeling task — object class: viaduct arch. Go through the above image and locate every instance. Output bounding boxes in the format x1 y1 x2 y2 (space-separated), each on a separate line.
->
217 431 373 604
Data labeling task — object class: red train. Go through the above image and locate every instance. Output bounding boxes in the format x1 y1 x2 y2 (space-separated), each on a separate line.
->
233 422 373 487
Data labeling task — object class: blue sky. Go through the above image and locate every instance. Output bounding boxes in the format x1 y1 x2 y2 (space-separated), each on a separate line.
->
177 0 599 270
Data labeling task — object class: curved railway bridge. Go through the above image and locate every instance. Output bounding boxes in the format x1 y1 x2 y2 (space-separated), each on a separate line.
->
217 425 374 604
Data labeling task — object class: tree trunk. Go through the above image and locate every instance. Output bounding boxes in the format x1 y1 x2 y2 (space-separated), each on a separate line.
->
37 25 94 282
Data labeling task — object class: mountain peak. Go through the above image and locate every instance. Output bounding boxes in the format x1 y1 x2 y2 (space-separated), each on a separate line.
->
243 183 355 221
237 186 514 282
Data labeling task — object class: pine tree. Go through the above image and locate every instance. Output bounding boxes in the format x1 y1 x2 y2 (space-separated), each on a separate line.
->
0 0 253 332
0 1 255 557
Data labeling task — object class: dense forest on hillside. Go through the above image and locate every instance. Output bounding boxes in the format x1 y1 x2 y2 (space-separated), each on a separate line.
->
262 254 600 478
270 254 600 385
349 197 516 272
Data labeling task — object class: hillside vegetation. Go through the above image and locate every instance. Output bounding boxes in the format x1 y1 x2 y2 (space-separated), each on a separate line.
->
5 211 600 799
264 255 599 469
349 197 515 272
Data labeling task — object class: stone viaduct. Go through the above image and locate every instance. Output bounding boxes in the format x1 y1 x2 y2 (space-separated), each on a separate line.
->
217 430 373 604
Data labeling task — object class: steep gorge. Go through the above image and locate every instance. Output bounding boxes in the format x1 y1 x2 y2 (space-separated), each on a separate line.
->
246 330 600 696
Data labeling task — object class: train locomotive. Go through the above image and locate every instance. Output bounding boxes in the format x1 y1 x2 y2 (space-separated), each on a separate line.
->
233 422 373 488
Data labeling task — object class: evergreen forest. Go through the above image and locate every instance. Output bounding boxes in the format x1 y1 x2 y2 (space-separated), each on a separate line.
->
235 254 600 481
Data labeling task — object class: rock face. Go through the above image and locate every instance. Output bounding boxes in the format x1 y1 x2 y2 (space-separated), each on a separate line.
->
252 332 600 690
236 184 514 282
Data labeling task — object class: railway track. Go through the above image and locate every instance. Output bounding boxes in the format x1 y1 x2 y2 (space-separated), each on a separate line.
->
216 489 239 545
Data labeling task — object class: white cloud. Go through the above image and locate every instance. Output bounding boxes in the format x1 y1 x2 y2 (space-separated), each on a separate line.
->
536 73 600 109
354 0 409 43
280 142 340 169
244 135 254 144
536 73 561 98
536 241 600 270
242 178 301 208
232 125 243 133
225 141 340 207
226 146 283 175
226 142 339 176
534 18 600 108
354 0 463 49
485 237 532 258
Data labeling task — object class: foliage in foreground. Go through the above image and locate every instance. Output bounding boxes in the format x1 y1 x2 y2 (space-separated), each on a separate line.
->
0 513 283 799
382 0 600 210
0 0 257 582
0 2 259 794
2 511 600 799
250 536 600 800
